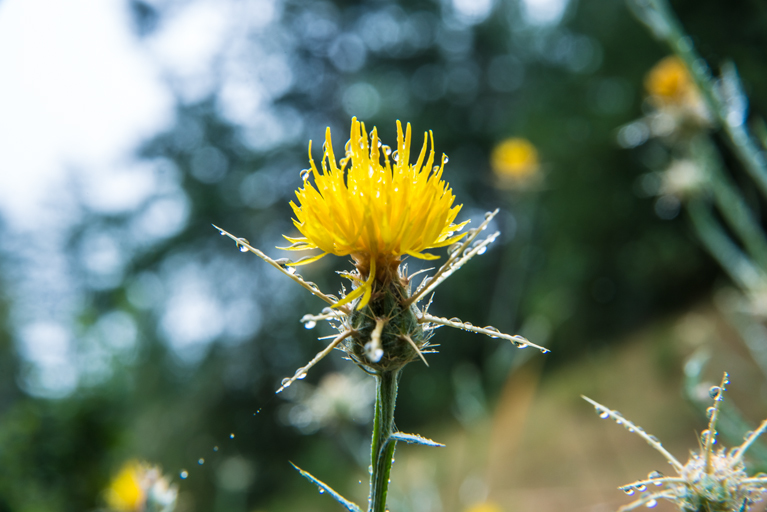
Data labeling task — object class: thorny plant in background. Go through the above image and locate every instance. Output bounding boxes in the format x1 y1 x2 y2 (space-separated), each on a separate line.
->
216 118 549 512
620 0 767 466
585 373 767 512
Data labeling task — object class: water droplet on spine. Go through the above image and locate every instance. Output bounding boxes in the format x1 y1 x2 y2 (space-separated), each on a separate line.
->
624 488 635 496
709 385 721 399
599 410 610 419
442 154 449 164
297 372 307 380
180 470 189 479
646 499 657 508
477 246 487 255
304 320 316 329
300 169 311 181
281 378 292 388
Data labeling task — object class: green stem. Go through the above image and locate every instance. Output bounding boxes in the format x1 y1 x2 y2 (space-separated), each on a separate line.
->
687 197 764 291
369 370 398 512
693 136 767 270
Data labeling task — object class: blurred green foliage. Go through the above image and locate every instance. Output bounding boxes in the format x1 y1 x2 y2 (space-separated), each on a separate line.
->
2 0 767 510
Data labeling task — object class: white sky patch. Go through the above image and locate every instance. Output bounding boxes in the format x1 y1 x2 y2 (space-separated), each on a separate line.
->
145 0 232 102
0 0 174 230
452 0 495 26
520 0 570 26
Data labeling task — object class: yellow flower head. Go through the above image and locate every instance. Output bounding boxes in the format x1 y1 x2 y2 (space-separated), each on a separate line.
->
464 502 503 512
491 137 540 190
281 117 468 309
645 56 699 107
106 461 145 511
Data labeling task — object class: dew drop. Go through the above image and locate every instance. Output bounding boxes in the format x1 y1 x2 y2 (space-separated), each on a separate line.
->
477 246 487 255
281 378 292 388
286 266 297 275
706 407 716 419
646 499 657 508
319 488 325 494
636 484 647 492
300 169 311 181
449 317 461 323
230 433 235 439
744 430 754 440
709 386 721 399
624 488 635 496
442 154 449 164
648 471 663 480
239 245 248 253
198 458 205 465
600 410 610 419
484 212 493 220
304 320 317 329
180 470 189 479
219 231 226 236
372 348 384 362
448 243 461 254
392 150 399 162
297 372 308 380
213 446 219 452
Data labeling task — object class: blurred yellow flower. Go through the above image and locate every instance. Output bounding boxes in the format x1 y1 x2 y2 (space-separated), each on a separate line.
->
464 502 503 512
106 461 145 511
491 137 540 187
105 460 178 512
645 56 700 107
282 117 468 309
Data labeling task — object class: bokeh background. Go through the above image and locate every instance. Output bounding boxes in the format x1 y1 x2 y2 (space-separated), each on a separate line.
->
1 0 767 511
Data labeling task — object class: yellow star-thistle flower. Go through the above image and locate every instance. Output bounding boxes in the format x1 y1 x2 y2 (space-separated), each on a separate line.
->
105 461 145 511
491 137 539 180
645 56 700 107
280 117 468 309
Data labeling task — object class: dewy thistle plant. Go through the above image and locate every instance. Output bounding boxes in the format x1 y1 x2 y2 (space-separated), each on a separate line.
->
584 373 767 512
215 117 549 512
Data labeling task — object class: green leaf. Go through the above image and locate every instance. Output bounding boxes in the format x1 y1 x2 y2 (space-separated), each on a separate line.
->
390 432 445 447
289 462 362 512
